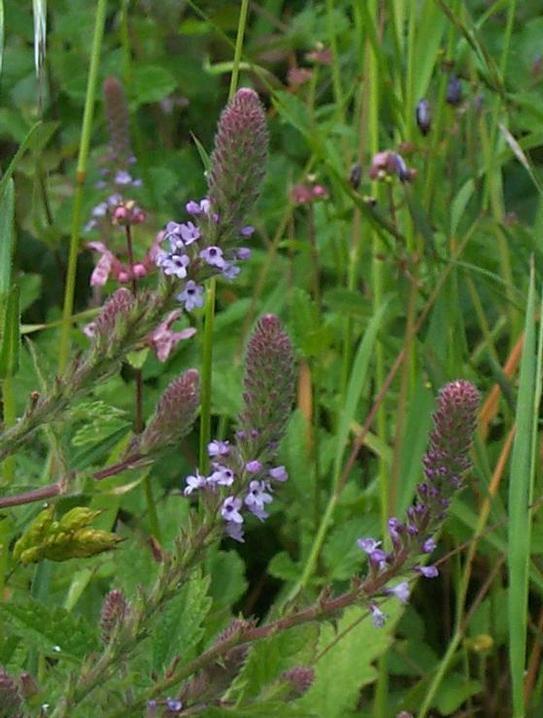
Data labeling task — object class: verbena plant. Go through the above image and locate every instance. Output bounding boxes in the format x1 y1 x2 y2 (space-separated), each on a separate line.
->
0 2 542 717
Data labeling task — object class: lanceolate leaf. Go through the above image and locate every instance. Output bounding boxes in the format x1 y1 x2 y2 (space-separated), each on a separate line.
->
0 284 20 379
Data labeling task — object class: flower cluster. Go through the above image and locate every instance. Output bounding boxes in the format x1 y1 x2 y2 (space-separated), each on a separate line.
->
184 439 288 542
154 199 254 310
356 380 479 626
155 88 268 310
369 150 416 183
182 315 295 542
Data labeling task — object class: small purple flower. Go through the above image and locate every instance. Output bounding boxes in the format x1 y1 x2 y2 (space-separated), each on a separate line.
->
244 480 273 520
388 517 404 545
246 460 263 474
237 247 252 260
386 581 410 604
415 564 439 578
221 496 244 523
166 698 183 712
269 465 288 482
209 465 235 487
369 604 387 628
180 221 200 245
357 538 381 554
240 225 255 237
114 170 133 185
184 472 206 496
225 520 245 542
200 246 226 269
222 262 240 279
157 253 190 279
177 280 205 311
208 439 230 458
422 537 437 553
186 199 203 215
92 201 108 218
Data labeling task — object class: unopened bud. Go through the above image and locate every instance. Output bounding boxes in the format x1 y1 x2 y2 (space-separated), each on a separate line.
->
416 99 431 135
208 88 268 232
349 162 362 189
239 315 295 454
100 589 130 643
19 672 38 699
92 288 136 356
281 666 315 697
0 667 23 718
104 76 132 166
138 369 200 454
446 73 462 106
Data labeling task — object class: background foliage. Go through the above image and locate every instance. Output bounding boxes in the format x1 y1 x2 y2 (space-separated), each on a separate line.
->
1 1 543 716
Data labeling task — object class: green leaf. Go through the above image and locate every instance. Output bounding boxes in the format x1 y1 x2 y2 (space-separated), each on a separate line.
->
207 549 248 610
507 266 543 717
0 178 14 298
297 604 401 717
0 284 20 378
435 673 481 715
203 703 316 718
131 65 176 105
232 624 319 703
267 551 300 582
0 596 99 660
152 570 212 672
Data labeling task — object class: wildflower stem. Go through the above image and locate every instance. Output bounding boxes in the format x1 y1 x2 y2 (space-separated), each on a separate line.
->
198 277 215 476
57 0 108 372
1 376 16 484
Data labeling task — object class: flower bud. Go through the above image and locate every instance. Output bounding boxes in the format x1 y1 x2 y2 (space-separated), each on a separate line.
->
239 315 296 454
446 74 462 106
208 88 268 232
92 288 136 357
416 99 431 135
104 76 132 166
0 667 23 718
100 589 130 643
281 666 315 697
138 369 199 455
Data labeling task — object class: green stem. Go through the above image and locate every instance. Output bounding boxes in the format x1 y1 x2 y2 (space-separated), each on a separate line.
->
1 376 16 484
57 0 108 372
199 277 216 476
199 0 249 474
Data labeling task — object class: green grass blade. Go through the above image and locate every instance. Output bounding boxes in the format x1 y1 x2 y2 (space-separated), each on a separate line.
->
0 285 20 379
0 178 14 300
507 264 540 718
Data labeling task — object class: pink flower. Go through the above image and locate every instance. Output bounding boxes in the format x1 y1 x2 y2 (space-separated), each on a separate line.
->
87 241 122 286
147 310 196 362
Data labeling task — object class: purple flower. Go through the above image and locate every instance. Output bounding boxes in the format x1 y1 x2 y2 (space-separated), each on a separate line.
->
221 496 244 524
222 262 240 279
114 170 133 185
209 465 235 487
388 517 404 545
246 460 263 474
357 538 381 555
166 698 183 712
422 537 437 553
147 309 196 362
369 604 387 628
415 565 439 578
244 480 273 520
269 465 288 482
240 225 255 237
179 221 200 245
157 252 190 279
184 472 206 496
237 247 252 260
386 581 410 604
208 440 230 458
200 246 226 269
177 280 205 311
225 520 245 542
186 199 203 215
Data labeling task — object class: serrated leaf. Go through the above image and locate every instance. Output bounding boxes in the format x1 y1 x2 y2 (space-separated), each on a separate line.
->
267 551 300 581
297 604 401 717
232 624 319 702
152 570 212 672
207 549 248 609
0 597 99 660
